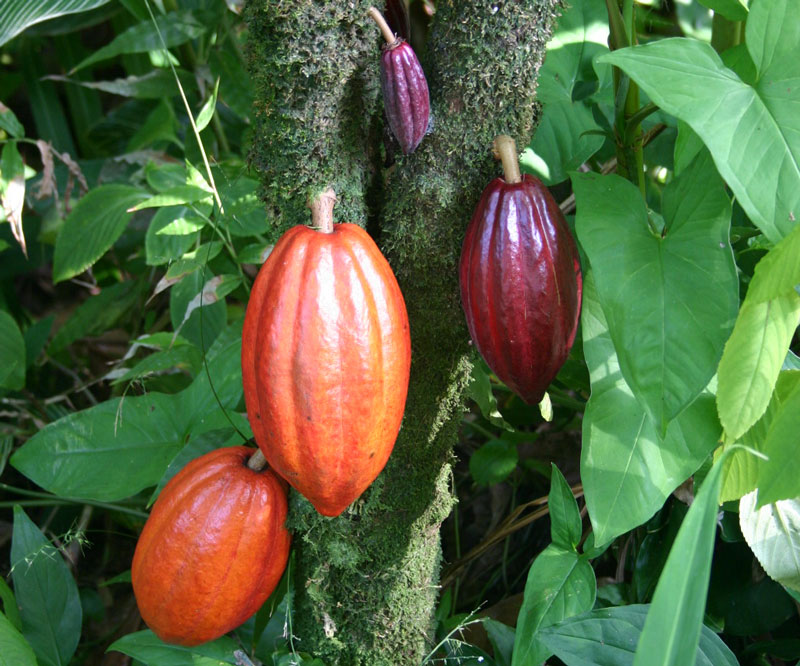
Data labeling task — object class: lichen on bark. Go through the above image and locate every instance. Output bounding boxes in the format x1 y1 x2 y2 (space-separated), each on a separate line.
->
245 1 562 664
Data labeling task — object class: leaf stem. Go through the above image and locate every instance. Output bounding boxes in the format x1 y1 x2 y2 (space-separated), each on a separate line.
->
308 188 337 233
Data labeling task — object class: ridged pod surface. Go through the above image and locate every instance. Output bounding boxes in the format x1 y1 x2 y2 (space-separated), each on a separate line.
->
459 173 582 405
369 7 429 155
242 215 411 517
131 447 290 646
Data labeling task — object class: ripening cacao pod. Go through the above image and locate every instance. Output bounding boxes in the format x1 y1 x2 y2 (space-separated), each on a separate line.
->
131 447 290 646
242 189 411 517
368 7 430 154
459 136 582 405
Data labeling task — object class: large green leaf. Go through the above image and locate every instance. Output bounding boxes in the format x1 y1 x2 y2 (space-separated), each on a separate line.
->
719 371 800 502
0 310 25 390
756 379 800 505
746 223 800 303
52 185 148 283
11 324 243 501
48 69 195 100
573 153 737 430
716 293 800 441
71 10 207 72
523 101 604 186
0 0 112 48
599 0 800 244
740 493 800 593
108 630 240 666
539 605 739 666
580 271 720 547
0 612 36 666
10 507 81 666
632 453 729 666
698 0 748 21
511 547 596 666
536 0 609 104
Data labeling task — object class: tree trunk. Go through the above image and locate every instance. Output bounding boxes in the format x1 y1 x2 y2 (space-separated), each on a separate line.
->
245 2 562 663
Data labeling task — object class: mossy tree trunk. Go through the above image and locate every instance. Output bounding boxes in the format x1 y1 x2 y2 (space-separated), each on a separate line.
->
245 2 562 663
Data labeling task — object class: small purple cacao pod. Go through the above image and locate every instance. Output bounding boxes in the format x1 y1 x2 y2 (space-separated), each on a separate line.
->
369 7 430 155
459 137 583 405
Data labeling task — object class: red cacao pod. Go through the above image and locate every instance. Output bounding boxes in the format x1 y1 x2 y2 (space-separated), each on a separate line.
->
459 136 582 405
242 189 411 517
131 447 290 646
369 7 430 154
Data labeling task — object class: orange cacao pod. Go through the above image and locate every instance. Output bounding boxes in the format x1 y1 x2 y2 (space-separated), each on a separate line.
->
131 446 290 646
241 190 411 517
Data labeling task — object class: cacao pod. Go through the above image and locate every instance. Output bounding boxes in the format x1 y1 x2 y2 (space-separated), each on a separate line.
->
131 446 290 646
459 136 582 405
369 7 430 154
242 189 411 517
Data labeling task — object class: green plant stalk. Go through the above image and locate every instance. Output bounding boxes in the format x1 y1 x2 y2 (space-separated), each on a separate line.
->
608 0 646 198
710 13 743 54
245 0 561 662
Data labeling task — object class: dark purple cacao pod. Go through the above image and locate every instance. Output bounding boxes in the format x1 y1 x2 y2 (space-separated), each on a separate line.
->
369 7 430 154
380 41 429 154
459 172 582 405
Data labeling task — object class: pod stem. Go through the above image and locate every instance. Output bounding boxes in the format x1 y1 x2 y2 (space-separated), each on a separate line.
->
368 7 398 45
308 187 336 233
493 135 521 184
247 448 268 471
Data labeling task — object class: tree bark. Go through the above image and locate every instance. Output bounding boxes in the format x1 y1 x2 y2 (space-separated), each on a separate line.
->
245 2 562 663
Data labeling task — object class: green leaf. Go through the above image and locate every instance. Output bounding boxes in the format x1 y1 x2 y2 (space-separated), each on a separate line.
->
71 10 207 73
127 99 182 152
12 325 243 502
0 140 26 256
539 604 739 666
110 344 203 386
52 185 148 283
746 223 800 303
756 379 800 505
483 619 514 666
0 102 25 138
512 546 596 666
536 0 609 104
208 48 253 119
698 0 748 21
108 630 240 666
716 293 800 440
0 611 37 666
48 281 144 354
549 464 582 550
673 121 704 177
740 493 800 593
0 310 25 390
0 578 21 631
219 176 270 237
632 452 729 666
0 0 112 48
130 185 213 211
573 154 737 429
11 506 81 666
580 271 721 547
469 439 517 486
145 206 199 266
599 15 800 244
196 77 220 132
522 101 604 186
719 371 800 502
48 69 196 99
466 359 514 431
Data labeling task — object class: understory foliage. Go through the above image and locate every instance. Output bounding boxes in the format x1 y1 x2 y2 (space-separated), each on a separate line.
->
0 0 798 665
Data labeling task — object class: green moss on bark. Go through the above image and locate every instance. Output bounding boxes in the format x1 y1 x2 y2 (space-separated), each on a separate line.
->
245 1 562 663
